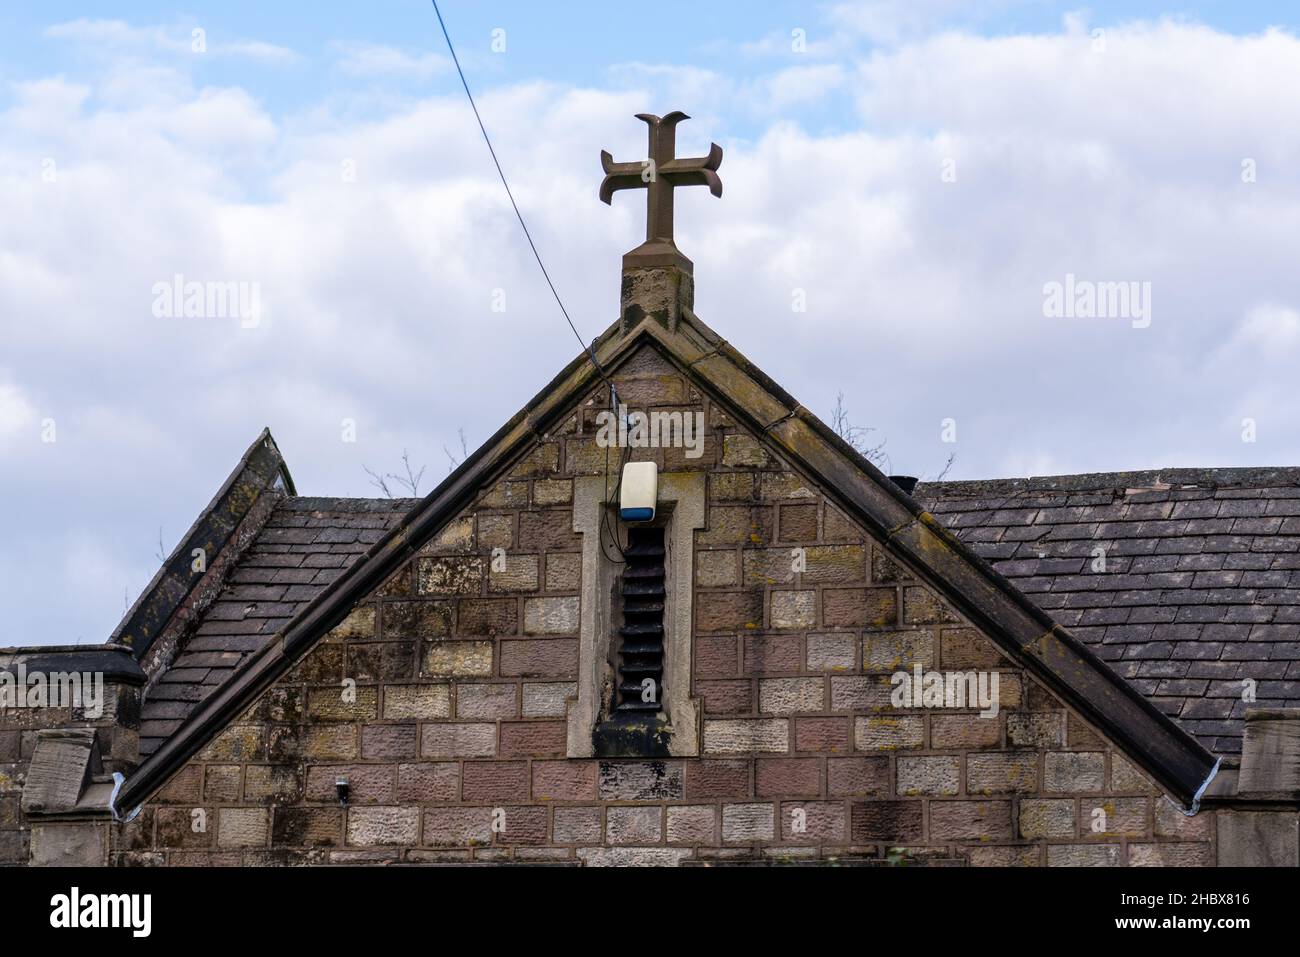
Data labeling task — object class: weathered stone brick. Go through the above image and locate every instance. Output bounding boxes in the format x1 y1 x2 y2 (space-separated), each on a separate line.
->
850 801 922 842
490 555 539 593
1007 712 1065 748
930 714 1001 749
830 675 894 711
395 762 458 803
154 807 212 848
198 725 265 763
742 634 801 673
771 590 816 629
698 591 764 632
897 756 960 796
328 606 376 640
499 720 565 756
793 716 851 752
967 845 1041 867
273 807 342 847
696 635 738 676
420 722 497 758
423 514 475 551
606 806 662 845
522 681 575 717
1019 799 1076 838
544 552 581 591
499 638 579 677
698 549 739 587
418 639 491 680
456 682 518 718
698 505 772 546
666 805 716 844
704 719 789 754
307 686 378 722
758 677 824 714
477 514 514 549
495 805 549 845
523 596 580 635
204 765 242 802
532 760 597 801
803 546 867 585
806 633 856 672
305 725 357 760
1085 797 1149 837
422 806 492 846
382 683 451 719
863 630 935 672
1047 843 1121 867
823 588 898 628
1044 751 1105 792
685 760 750 799
1128 842 1211 866
722 803 775 843
461 761 529 802
518 510 579 550
218 808 268 848
510 442 560 478
533 479 572 506
742 548 795 586
722 434 770 467
823 505 862 542
243 765 303 805
967 753 1038 794
1110 754 1156 793
929 801 1013 841
827 756 890 797
854 715 924 751
756 758 821 797
759 472 815 501
417 557 484 596
903 587 960 625
778 801 846 842
778 503 819 541
576 847 692 867
553 806 602 843
383 600 452 639
697 679 753 714
939 628 1004 669
457 598 517 636
361 724 417 760
599 761 684 800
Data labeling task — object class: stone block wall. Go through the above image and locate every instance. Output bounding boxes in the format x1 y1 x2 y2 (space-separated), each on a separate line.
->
107 347 1217 865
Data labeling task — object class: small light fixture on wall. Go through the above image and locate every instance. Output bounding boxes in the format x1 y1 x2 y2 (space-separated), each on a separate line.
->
335 776 350 808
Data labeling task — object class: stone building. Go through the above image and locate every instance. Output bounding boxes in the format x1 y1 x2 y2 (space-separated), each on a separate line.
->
3 114 1299 867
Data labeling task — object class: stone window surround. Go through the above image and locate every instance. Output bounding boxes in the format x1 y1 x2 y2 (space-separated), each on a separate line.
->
567 471 704 757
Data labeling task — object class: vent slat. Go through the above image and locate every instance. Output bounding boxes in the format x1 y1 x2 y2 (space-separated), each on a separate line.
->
615 525 667 714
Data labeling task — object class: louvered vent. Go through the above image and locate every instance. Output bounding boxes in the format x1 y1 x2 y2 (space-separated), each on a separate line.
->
615 526 666 713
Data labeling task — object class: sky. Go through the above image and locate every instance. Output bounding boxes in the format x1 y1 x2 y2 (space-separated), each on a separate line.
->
2 1 1299 645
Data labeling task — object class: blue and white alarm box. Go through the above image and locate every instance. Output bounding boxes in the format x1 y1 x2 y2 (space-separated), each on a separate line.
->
619 462 658 522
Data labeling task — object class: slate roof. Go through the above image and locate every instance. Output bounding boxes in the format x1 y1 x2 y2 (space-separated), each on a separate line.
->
917 468 1300 756
137 497 418 756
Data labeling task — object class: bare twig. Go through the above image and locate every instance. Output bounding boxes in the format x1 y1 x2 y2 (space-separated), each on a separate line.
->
364 448 430 498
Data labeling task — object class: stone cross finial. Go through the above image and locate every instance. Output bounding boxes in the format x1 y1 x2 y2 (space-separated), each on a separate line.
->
600 111 722 273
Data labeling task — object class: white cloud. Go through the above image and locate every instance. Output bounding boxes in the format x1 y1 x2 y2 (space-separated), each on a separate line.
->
45 18 298 63
6 17 1300 644
333 43 450 79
